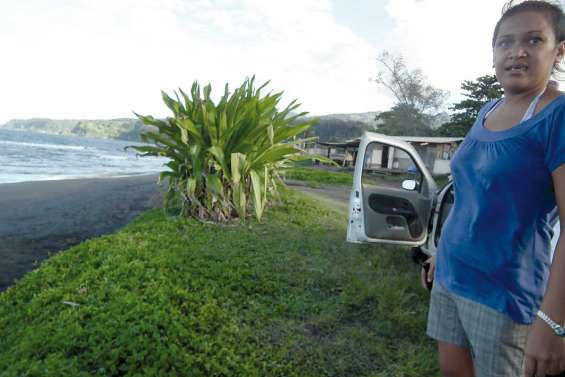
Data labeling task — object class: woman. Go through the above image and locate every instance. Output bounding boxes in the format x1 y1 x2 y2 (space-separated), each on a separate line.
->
423 1 565 376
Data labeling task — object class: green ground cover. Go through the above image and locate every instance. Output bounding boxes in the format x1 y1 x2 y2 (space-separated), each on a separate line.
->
285 166 450 191
284 167 353 187
0 188 438 376
433 175 450 190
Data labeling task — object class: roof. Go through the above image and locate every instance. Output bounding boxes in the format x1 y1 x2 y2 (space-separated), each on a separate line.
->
317 139 360 148
316 135 463 148
397 136 464 144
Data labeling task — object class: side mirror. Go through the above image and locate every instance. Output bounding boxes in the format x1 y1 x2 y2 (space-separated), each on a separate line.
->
401 179 417 191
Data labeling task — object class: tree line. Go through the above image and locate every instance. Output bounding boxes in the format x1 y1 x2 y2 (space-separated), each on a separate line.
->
373 51 504 138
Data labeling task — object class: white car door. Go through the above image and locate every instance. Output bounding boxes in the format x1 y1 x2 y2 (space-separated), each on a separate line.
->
347 132 438 246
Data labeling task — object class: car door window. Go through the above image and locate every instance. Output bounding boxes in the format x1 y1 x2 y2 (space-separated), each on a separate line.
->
362 142 423 192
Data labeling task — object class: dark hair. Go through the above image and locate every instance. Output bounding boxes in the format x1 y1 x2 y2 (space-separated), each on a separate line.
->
492 0 565 76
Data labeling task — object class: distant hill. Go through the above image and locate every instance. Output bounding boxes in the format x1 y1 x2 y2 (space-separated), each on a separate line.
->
0 118 154 141
2 119 79 134
0 111 388 143
305 111 381 142
312 111 380 128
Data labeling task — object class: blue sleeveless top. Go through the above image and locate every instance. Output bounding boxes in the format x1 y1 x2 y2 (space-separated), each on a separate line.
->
435 95 565 324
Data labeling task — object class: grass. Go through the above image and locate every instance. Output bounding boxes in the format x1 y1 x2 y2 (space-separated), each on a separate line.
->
433 175 451 190
0 188 438 376
284 167 353 187
286 166 451 191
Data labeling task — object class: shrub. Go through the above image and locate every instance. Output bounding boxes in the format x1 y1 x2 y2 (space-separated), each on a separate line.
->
131 77 323 222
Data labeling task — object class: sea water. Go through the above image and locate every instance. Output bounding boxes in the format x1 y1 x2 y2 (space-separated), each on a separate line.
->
0 129 168 184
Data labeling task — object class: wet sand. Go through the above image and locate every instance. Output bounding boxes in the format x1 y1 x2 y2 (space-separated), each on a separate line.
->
0 174 163 291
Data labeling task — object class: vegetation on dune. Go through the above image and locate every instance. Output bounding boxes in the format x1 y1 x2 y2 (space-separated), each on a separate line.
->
0 188 438 376
131 77 329 222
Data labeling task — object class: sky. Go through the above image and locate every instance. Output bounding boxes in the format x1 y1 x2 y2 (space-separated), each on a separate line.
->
0 0 512 123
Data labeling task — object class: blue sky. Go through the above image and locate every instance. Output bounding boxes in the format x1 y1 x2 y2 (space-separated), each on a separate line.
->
333 0 395 46
0 0 509 123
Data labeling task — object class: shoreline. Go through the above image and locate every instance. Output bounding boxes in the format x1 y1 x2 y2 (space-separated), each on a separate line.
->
0 172 163 187
0 174 164 292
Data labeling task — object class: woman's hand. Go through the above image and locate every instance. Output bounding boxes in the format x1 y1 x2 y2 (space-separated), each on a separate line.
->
523 319 565 377
420 254 436 290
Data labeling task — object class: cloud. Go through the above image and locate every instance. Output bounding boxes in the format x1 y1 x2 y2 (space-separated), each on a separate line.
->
0 0 389 122
382 0 507 105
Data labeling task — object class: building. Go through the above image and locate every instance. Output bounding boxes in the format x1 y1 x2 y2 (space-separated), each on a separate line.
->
305 135 464 175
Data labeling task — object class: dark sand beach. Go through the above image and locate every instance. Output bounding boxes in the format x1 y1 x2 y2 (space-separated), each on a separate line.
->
0 174 163 291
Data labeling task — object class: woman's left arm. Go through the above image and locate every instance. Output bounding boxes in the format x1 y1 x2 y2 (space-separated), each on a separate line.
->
524 164 565 377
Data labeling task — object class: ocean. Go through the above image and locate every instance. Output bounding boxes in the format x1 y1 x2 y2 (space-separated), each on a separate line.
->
0 129 168 184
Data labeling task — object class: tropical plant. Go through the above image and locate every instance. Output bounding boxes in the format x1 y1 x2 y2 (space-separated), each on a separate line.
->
131 77 323 222
435 75 503 137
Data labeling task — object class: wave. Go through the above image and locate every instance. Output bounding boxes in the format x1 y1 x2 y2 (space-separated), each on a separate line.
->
0 171 161 185
0 140 89 151
0 131 167 185
100 154 130 160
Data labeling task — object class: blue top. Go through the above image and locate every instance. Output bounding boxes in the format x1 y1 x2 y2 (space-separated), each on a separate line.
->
435 94 565 324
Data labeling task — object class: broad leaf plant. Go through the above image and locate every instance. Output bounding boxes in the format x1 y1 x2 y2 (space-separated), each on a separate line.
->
131 77 326 222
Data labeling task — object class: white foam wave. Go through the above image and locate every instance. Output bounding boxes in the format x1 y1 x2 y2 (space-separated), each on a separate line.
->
0 171 160 185
0 140 89 151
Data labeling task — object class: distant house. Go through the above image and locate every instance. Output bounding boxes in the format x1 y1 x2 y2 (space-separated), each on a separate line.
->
303 135 464 175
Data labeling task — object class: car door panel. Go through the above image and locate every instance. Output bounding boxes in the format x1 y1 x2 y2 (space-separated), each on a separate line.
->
363 188 430 240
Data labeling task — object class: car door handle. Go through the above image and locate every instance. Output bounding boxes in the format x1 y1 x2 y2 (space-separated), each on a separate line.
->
387 225 405 230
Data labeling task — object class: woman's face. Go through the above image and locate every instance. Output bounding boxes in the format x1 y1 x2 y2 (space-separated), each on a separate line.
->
493 11 564 95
